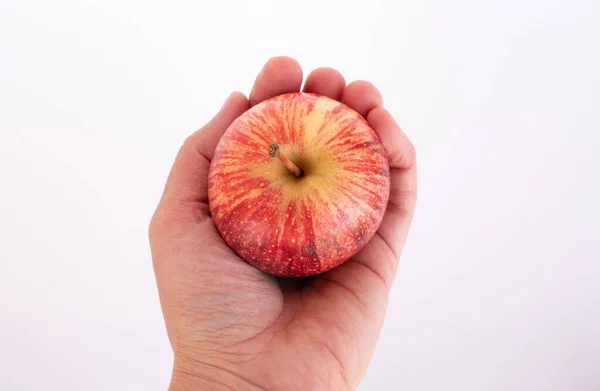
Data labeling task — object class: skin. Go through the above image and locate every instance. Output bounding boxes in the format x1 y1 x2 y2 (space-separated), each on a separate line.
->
149 56 417 391
208 92 391 277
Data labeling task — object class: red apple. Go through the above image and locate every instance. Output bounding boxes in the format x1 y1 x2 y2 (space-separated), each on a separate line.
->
208 92 390 277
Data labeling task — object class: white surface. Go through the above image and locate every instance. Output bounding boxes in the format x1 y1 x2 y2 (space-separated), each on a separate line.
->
1 0 599 390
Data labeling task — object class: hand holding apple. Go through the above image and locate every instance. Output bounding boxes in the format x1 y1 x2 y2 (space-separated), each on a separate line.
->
149 57 416 391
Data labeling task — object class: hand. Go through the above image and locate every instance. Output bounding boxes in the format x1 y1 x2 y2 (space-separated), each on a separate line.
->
149 56 417 391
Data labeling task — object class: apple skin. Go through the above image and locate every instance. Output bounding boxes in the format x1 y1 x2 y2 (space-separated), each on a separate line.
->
208 92 390 277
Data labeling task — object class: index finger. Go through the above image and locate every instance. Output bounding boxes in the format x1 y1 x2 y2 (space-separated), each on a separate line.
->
249 56 303 106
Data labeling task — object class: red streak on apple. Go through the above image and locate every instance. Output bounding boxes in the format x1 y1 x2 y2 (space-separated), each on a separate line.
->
208 92 390 277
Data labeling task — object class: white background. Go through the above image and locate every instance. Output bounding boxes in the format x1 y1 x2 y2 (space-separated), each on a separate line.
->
1 0 599 390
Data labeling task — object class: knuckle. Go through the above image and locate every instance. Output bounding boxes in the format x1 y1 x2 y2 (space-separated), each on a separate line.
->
406 139 417 164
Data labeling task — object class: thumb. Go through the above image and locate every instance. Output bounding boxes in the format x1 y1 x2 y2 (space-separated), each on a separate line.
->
159 92 250 209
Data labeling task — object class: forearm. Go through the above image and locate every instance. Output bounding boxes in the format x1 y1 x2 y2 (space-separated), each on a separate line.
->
169 358 264 391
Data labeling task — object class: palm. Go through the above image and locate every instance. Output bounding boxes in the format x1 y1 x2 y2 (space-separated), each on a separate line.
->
158 219 395 389
150 57 416 390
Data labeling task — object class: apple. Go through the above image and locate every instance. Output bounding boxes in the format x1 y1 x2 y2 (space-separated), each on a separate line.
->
208 92 390 277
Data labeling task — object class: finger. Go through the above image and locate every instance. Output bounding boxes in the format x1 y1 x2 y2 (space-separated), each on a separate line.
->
341 80 383 118
302 67 346 100
249 56 303 106
367 108 417 258
160 92 250 207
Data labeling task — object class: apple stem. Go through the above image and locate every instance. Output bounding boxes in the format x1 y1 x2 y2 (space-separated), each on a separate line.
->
269 144 303 177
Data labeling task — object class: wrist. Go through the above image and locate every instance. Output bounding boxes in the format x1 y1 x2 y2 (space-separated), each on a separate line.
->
169 356 263 391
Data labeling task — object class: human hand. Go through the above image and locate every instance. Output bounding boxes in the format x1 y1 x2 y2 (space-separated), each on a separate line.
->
149 56 417 391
